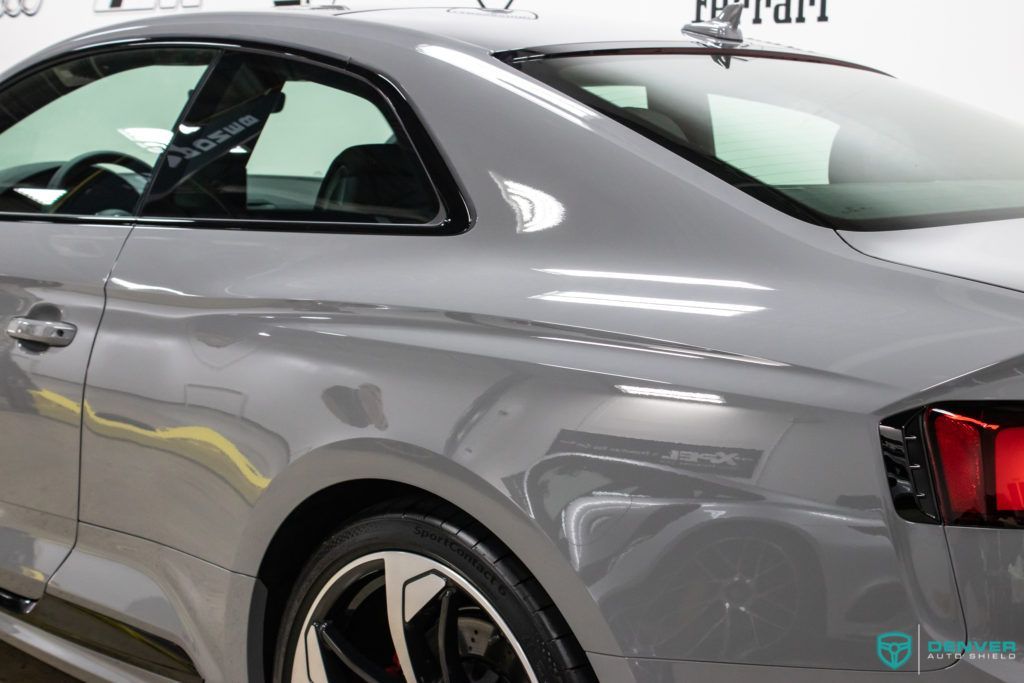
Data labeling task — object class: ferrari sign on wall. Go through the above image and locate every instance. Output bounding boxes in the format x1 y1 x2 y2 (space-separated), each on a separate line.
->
694 0 828 24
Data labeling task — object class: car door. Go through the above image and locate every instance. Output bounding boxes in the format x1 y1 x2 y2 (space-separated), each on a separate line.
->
77 46 462 570
0 46 216 602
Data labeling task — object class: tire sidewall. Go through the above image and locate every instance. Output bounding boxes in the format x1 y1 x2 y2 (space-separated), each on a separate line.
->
274 513 564 682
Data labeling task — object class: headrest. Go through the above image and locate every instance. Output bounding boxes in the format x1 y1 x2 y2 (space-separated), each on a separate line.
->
316 143 435 221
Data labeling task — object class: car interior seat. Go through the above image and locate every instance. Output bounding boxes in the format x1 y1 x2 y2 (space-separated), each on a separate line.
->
315 143 437 222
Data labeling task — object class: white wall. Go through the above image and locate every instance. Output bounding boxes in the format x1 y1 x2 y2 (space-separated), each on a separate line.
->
1 1 1022 120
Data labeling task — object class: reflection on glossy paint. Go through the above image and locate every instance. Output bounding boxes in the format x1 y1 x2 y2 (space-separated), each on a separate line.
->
29 389 269 502
564 495 682 570
616 385 725 404
416 44 597 128
19 565 45 582
71 25 151 43
536 268 773 291
563 493 630 567
1011 555 1024 603
492 173 566 233
535 335 704 360
447 8 538 19
323 384 388 430
530 290 765 317
533 335 787 366
110 277 198 298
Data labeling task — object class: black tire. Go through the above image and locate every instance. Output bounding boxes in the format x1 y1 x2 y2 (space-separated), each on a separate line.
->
273 497 597 683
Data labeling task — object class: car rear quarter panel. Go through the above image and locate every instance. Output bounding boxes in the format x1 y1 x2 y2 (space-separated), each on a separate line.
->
79 223 965 669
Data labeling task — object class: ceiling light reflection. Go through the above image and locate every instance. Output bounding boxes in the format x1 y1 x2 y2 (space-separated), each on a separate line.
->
72 26 149 42
109 277 197 298
536 335 785 366
536 336 705 360
537 268 772 291
416 44 597 128
616 385 725 404
493 174 566 232
531 291 765 317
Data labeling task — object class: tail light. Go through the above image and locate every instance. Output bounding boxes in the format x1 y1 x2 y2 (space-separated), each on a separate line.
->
881 404 1024 527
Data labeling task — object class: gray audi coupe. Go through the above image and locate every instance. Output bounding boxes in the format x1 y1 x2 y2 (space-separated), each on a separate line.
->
1 3 1024 682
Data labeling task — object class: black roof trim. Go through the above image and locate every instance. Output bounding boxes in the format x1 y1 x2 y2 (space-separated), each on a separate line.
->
496 42 889 76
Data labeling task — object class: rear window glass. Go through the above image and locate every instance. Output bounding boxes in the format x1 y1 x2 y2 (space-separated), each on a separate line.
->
522 53 1024 230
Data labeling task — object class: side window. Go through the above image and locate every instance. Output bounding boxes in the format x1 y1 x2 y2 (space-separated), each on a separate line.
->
144 51 442 226
0 48 215 217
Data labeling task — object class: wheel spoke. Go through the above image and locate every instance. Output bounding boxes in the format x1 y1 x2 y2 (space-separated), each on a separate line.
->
292 623 330 683
384 552 447 683
745 609 788 633
317 622 395 683
690 606 728 651
296 550 539 683
438 588 472 683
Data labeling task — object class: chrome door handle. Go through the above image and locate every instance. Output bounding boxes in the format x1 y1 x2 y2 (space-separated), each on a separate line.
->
6 317 77 348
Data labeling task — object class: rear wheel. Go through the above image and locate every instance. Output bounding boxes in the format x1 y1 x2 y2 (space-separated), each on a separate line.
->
274 499 595 683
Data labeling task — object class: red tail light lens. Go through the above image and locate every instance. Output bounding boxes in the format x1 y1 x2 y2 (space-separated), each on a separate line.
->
995 427 1024 511
931 411 986 522
926 406 1024 526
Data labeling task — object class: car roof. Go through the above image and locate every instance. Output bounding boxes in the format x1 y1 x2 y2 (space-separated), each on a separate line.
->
7 5 860 86
296 5 823 59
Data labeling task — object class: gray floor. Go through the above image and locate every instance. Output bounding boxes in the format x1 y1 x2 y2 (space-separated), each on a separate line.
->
0 642 77 682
